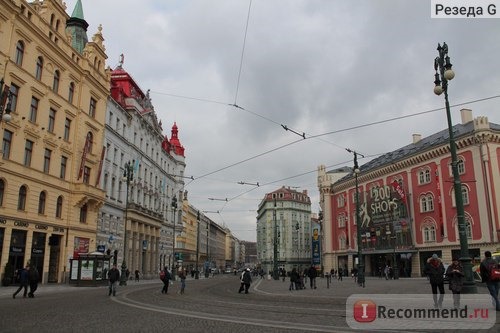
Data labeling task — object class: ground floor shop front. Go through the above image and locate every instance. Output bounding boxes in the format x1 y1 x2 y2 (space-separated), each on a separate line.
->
324 246 487 279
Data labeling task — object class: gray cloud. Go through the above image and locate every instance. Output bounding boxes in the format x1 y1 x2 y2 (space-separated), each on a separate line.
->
68 0 500 240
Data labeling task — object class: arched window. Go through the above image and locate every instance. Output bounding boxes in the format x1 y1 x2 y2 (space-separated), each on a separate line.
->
423 225 436 242
452 186 470 206
35 56 43 80
56 195 63 218
419 194 434 212
418 168 431 185
18 185 27 210
38 191 46 214
52 70 60 92
15 41 24 66
68 82 75 104
0 179 5 206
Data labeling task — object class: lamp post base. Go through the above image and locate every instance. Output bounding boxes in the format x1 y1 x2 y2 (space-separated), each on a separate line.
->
357 264 365 287
119 261 128 286
460 257 477 294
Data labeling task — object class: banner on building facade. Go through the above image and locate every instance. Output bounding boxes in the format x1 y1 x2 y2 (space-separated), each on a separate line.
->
358 183 412 251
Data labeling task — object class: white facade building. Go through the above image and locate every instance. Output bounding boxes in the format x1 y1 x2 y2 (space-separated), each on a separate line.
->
97 64 185 278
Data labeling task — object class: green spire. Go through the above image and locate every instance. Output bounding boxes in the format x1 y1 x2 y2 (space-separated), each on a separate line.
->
66 0 88 54
71 0 85 20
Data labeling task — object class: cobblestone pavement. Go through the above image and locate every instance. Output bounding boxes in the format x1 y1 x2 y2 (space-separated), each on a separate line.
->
0 275 498 333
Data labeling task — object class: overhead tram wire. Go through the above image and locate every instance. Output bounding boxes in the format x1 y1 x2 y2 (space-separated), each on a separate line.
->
166 92 500 187
232 0 253 106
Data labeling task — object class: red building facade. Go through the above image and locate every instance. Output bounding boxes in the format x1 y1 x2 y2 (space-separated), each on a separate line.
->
319 109 500 277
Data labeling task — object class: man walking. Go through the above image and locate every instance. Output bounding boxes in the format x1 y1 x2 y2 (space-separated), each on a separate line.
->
424 254 445 308
480 251 500 311
27 265 39 298
160 267 172 294
308 265 317 289
13 266 29 299
108 264 120 296
241 268 252 294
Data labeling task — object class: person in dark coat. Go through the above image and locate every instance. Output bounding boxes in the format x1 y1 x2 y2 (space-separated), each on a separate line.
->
107 264 120 296
308 265 317 289
424 254 445 308
480 250 500 311
13 266 29 299
445 257 464 308
27 265 39 298
160 267 171 294
289 268 298 291
241 268 252 294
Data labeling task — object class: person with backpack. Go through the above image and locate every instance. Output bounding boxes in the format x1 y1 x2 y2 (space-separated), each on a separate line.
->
480 251 500 311
160 267 171 294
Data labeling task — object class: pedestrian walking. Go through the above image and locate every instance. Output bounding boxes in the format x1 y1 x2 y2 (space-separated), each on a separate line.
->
384 265 390 280
338 267 343 281
160 267 171 294
445 257 464 308
107 264 120 296
13 266 29 299
238 269 246 293
27 265 39 298
308 265 317 289
424 254 445 308
241 268 252 294
480 250 500 311
134 269 140 282
179 268 186 294
289 268 298 291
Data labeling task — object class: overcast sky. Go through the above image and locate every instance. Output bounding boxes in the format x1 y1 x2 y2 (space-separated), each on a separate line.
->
65 0 500 241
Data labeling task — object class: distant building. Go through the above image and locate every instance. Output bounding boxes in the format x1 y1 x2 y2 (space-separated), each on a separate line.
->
257 186 312 274
318 109 500 277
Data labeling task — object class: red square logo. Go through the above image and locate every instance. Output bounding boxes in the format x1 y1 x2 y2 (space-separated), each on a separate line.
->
353 300 377 323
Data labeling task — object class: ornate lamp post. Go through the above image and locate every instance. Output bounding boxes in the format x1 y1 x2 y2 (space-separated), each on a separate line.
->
433 42 476 293
195 210 200 279
353 152 365 287
120 161 133 286
295 221 300 269
171 196 178 281
273 198 279 280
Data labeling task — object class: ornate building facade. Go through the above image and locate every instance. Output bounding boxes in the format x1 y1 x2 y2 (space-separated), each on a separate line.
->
0 0 109 283
98 61 185 279
318 109 500 277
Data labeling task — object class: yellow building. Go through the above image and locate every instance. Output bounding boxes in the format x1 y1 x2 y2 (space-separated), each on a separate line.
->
0 0 109 284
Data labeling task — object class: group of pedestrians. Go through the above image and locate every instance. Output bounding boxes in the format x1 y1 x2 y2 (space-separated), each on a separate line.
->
424 251 499 311
12 264 39 299
287 265 318 291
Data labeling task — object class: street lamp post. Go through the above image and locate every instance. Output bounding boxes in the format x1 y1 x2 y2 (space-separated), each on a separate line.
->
171 196 177 281
273 199 279 280
433 42 476 293
120 161 133 286
295 222 300 269
205 219 210 278
195 210 200 279
353 152 365 287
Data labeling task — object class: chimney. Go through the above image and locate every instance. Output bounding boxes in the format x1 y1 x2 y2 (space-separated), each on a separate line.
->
460 108 473 124
412 134 422 144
